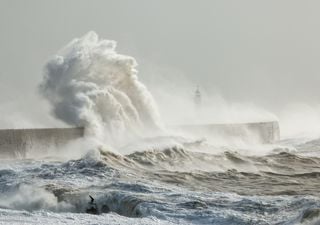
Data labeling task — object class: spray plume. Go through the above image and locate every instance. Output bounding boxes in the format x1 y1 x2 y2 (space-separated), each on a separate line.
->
40 31 162 146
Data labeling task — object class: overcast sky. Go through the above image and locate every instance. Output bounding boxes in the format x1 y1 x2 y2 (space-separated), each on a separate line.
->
0 0 320 123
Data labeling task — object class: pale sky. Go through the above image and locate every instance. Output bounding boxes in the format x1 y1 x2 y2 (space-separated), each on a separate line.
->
1 0 320 126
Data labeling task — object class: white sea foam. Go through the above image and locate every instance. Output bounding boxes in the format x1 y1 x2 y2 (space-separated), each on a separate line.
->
0 184 73 212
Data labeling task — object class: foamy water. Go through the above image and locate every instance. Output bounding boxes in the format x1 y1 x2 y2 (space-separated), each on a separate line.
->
0 137 320 225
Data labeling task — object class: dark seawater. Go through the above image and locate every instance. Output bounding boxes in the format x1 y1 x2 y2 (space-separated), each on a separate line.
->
0 136 320 225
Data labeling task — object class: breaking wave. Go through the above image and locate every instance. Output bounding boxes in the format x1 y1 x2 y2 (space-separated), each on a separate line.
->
40 31 163 147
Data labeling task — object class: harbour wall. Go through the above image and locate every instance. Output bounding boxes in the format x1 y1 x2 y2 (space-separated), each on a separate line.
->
0 121 279 158
174 121 280 144
0 127 84 158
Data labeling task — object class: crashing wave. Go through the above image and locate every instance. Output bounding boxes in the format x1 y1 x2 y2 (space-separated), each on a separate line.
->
40 31 163 147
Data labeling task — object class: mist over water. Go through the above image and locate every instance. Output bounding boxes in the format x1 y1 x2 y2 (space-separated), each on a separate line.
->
1 32 320 225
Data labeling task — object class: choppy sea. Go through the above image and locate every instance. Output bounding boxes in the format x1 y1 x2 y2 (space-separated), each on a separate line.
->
0 135 320 225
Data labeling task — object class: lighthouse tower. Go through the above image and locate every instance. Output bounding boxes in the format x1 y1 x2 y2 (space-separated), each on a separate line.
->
194 86 201 109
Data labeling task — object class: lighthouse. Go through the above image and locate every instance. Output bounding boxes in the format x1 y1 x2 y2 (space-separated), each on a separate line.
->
194 86 201 109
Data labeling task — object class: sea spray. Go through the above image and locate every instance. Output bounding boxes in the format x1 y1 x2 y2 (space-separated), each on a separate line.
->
40 31 163 147
0 184 74 212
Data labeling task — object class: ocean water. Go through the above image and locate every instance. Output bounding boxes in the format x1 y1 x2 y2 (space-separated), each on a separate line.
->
0 136 320 225
1 32 319 225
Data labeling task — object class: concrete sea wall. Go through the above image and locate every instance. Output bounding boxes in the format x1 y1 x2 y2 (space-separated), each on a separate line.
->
175 121 280 144
0 121 279 158
0 127 84 158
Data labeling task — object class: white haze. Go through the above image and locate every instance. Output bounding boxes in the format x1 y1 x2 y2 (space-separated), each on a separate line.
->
37 32 282 155
0 30 319 144
1 1 320 141
140 63 320 140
